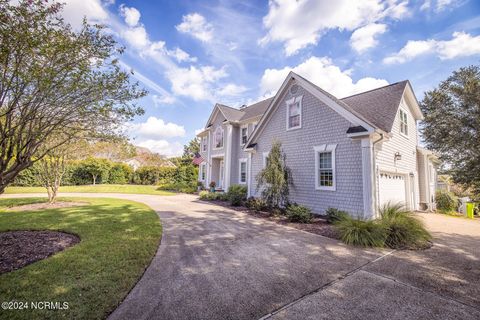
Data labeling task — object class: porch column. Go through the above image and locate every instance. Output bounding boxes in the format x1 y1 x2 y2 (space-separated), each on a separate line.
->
224 124 233 191
361 137 375 219
207 131 211 186
247 152 252 197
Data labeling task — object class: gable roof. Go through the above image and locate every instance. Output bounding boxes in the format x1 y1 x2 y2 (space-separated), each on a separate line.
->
341 81 409 132
205 98 274 127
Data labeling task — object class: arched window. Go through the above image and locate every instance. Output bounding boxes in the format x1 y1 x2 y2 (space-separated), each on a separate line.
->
214 126 224 149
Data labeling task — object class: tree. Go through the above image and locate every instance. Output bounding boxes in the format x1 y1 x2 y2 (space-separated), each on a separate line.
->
0 0 146 193
81 158 112 185
37 147 68 204
256 141 293 208
420 65 480 195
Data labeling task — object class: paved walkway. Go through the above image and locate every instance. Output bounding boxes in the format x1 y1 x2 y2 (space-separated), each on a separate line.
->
2 193 479 320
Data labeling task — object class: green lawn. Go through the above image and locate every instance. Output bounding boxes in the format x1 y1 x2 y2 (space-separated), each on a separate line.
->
0 197 162 320
4 184 174 195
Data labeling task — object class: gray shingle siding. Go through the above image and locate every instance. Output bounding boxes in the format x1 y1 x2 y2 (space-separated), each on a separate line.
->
250 85 364 215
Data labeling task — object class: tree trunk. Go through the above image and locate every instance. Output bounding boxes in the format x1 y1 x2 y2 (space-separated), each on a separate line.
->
93 175 97 185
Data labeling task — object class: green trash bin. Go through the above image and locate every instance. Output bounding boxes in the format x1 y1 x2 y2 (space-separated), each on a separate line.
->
466 202 474 219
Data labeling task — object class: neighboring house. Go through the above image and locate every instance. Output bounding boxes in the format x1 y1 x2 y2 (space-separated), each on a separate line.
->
196 72 438 218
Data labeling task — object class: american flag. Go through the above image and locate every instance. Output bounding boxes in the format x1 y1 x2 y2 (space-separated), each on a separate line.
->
192 152 205 165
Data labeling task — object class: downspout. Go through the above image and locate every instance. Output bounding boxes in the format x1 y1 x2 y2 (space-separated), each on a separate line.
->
371 133 384 217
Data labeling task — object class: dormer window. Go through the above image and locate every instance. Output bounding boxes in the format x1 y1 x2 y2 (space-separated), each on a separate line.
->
400 109 408 136
214 126 224 149
240 126 248 145
286 96 303 130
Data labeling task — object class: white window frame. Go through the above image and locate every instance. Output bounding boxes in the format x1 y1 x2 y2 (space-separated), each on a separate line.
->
213 126 224 150
201 136 207 152
262 152 269 168
286 95 303 131
238 158 247 184
200 163 206 181
314 144 337 191
399 108 408 138
240 125 248 146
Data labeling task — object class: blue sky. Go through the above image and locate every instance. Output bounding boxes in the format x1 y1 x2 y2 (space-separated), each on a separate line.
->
60 0 480 156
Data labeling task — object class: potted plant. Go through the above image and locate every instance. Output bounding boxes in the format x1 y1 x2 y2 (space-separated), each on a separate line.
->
209 181 216 192
197 181 204 192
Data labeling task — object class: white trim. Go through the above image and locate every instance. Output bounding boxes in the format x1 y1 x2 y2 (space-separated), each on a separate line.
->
207 131 211 185
213 126 224 150
244 72 377 151
313 144 337 191
238 158 247 184
399 108 409 139
286 95 303 131
224 124 233 191
361 138 375 219
247 153 252 196
252 121 258 132
240 124 248 146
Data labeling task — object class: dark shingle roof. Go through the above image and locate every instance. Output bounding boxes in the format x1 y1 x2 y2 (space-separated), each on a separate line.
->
341 81 408 132
212 78 408 134
240 97 274 121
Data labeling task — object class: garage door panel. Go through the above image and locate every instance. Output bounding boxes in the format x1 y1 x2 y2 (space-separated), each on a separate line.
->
379 172 407 207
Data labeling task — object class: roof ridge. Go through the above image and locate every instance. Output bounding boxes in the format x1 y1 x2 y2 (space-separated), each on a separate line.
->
340 80 408 100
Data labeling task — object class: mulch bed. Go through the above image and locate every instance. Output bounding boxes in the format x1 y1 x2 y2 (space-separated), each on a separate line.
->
207 200 340 240
0 230 80 274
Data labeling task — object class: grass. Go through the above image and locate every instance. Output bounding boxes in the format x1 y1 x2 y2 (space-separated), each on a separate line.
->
0 197 162 320
4 184 175 195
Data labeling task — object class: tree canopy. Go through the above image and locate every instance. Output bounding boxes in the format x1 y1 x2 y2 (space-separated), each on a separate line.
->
0 0 146 193
420 65 480 195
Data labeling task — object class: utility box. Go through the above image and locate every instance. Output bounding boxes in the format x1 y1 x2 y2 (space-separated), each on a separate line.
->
466 202 474 219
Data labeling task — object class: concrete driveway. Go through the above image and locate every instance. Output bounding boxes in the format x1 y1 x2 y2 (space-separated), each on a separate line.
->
2 193 479 320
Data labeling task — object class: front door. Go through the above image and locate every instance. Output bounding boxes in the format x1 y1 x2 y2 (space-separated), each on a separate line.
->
219 160 224 189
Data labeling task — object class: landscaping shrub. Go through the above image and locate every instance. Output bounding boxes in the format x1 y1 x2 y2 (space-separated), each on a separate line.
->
157 181 197 194
198 191 228 201
132 166 176 185
435 190 458 213
227 185 247 206
245 197 268 212
286 203 313 223
335 218 387 247
108 163 133 184
325 207 349 224
380 203 431 249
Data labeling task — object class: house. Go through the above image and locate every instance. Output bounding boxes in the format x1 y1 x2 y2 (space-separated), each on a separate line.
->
196 72 438 218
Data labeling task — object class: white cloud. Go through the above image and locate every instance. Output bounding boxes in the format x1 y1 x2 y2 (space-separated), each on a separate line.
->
260 56 388 98
152 94 176 106
166 65 227 101
61 0 109 30
217 84 248 97
259 0 409 56
421 0 465 12
350 23 387 53
194 128 204 136
136 139 184 157
384 32 480 64
119 5 141 27
166 47 197 63
176 13 214 42
128 117 185 139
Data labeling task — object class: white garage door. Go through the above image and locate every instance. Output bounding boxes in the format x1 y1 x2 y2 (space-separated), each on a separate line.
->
378 172 407 207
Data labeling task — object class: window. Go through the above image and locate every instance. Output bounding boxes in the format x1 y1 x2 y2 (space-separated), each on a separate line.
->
262 152 269 168
314 144 337 191
286 96 303 130
214 126 224 149
400 109 408 136
200 163 206 181
202 137 207 152
240 126 248 145
239 159 247 184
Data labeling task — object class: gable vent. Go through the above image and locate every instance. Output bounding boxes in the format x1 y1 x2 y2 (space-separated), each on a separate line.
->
289 84 299 95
